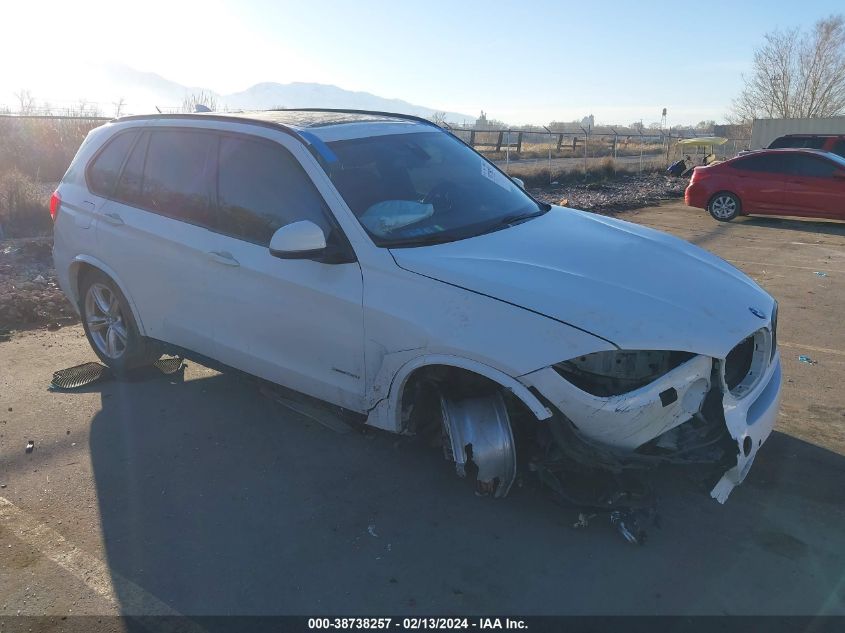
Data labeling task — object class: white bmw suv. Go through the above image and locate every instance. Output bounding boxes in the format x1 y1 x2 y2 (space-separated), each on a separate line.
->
52 109 781 504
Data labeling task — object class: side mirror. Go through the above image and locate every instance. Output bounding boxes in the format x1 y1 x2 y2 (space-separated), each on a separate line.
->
269 221 327 259
511 177 526 189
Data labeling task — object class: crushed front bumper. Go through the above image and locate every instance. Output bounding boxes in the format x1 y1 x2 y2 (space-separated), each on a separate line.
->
711 351 781 502
520 350 782 504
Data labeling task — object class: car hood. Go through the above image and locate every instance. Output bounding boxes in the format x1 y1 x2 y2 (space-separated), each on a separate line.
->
390 207 774 359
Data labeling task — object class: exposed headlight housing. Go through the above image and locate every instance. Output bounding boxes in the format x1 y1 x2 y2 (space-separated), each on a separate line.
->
554 350 695 397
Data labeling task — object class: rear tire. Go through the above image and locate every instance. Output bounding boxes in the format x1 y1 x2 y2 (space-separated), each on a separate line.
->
79 269 160 375
708 192 741 222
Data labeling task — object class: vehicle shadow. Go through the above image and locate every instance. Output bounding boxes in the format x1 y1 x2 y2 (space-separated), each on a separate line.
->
738 215 845 237
686 214 845 249
87 370 845 617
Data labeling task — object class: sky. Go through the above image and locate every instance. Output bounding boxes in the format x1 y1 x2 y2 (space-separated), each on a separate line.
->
2 0 843 125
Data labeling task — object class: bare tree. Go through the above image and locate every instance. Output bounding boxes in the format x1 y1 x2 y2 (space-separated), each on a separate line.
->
732 14 845 122
74 99 101 117
429 111 447 126
181 91 218 113
14 89 36 114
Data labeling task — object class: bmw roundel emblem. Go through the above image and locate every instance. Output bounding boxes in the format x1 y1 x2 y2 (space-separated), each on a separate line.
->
749 307 766 319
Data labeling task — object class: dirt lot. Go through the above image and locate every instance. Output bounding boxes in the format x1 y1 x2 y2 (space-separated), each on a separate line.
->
1 201 844 619
0 239 76 333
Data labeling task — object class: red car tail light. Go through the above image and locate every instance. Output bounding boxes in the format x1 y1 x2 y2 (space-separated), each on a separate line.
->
49 190 61 220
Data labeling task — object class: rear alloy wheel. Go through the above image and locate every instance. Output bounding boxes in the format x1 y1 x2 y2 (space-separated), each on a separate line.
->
708 192 740 222
80 270 160 375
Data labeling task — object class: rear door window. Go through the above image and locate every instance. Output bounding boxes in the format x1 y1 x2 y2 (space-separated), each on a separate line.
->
783 154 837 178
215 135 331 246
731 154 784 173
87 131 138 197
139 130 215 227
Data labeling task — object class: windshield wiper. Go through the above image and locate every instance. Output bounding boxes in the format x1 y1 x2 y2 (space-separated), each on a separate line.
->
382 233 462 248
479 208 548 235
383 207 549 248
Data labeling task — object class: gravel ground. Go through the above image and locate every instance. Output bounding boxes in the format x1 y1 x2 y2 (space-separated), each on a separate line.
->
0 237 77 333
531 173 687 213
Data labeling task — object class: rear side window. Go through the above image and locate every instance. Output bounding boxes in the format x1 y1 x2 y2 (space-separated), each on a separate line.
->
114 132 148 207
731 154 784 173
87 131 138 197
783 154 836 178
216 136 330 245
140 130 215 226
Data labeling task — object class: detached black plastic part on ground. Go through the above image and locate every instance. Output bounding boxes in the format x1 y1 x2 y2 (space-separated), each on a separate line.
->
50 357 185 390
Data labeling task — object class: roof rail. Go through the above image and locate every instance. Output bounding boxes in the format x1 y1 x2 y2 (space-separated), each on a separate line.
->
114 108 439 128
265 107 440 128
110 112 310 144
110 109 444 165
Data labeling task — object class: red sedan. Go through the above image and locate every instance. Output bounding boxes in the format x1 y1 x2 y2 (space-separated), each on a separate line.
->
685 148 845 222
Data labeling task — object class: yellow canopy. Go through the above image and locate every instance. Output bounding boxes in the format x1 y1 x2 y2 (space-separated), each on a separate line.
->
677 136 728 147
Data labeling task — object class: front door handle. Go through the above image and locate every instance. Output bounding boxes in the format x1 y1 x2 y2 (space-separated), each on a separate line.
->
102 212 124 226
207 251 240 267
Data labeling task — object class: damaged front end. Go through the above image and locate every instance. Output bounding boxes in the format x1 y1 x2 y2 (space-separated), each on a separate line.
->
521 327 782 504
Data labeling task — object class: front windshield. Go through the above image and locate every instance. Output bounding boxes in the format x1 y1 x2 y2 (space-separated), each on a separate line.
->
323 130 547 247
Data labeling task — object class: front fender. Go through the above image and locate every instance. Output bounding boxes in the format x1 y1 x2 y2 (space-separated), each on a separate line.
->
365 353 553 434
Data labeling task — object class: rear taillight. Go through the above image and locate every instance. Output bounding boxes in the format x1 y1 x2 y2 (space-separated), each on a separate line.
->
49 191 61 221
690 166 711 182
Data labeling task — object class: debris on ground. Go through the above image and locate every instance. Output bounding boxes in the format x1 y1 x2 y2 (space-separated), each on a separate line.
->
814 271 828 277
530 173 686 215
0 237 77 331
50 362 113 390
798 355 817 365
49 357 185 391
610 510 646 545
25 440 34 453
367 524 379 538
573 512 596 529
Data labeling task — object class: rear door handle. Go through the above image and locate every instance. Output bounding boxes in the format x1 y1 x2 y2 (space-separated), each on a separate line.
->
102 212 124 226
207 251 240 267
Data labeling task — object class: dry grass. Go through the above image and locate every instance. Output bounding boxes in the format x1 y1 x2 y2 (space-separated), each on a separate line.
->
0 117 103 182
0 169 51 238
505 157 665 188
472 138 667 162
0 116 105 238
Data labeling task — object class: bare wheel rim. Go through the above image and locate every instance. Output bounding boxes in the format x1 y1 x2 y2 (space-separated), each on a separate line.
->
85 283 127 359
711 195 737 219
